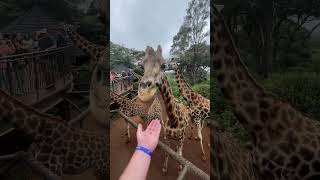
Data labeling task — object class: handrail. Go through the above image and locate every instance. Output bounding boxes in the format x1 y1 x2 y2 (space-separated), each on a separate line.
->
0 46 72 61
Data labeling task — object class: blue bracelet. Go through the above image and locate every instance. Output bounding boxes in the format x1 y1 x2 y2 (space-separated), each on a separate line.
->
135 146 153 157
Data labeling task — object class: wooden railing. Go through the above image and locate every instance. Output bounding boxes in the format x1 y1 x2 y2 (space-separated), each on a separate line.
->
0 46 73 101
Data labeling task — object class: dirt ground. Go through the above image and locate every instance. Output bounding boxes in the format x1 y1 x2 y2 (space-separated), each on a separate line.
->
110 115 210 180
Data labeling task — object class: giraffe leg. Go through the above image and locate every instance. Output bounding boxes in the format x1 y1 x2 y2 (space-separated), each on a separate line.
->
176 138 184 171
126 123 130 143
189 124 194 140
194 122 200 141
197 122 206 161
162 135 169 174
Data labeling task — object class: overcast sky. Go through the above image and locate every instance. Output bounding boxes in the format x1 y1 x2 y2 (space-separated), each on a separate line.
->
110 0 190 58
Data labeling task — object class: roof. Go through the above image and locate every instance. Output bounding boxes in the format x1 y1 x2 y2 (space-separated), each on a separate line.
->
1 5 60 33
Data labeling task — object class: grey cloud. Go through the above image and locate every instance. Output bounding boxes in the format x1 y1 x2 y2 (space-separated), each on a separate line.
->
111 0 188 58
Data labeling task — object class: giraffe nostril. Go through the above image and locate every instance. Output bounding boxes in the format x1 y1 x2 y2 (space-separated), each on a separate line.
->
147 81 152 87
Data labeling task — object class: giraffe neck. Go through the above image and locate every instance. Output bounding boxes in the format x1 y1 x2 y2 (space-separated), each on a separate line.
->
67 30 104 61
0 89 62 139
111 91 146 117
212 6 275 133
174 66 194 105
159 74 188 124
110 91 128 105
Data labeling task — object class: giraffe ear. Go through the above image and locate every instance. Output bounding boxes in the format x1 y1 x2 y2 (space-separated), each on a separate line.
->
156 45 165 65
143 46 154 64
156 45 162 55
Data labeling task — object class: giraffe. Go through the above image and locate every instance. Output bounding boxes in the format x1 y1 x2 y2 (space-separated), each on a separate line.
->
138 45 190 173
110 91 148 141
213 5 320 179
171 62 210 160
62 24 108 126
0 88 108 179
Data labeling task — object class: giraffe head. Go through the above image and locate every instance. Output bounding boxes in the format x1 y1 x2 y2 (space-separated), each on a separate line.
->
89 48 108 125
138 45 165 102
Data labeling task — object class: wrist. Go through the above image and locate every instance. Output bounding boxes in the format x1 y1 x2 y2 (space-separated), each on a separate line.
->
135 146 153 157
137 143 154 152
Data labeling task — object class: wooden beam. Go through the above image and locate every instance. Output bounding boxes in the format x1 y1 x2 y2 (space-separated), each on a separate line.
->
68 108 89 126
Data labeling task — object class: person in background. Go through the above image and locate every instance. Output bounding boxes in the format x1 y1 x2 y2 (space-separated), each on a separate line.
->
0 35 16 57
33 32 40 51
21 34 34 52
13 33 24 54
38 28 56 51
119 119 161 180
110 71 116 91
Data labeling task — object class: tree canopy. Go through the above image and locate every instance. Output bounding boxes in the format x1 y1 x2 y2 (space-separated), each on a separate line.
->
110 42 144 70
170 0 210 84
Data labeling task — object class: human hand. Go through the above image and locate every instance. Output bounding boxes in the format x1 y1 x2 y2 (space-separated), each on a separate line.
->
136 119 161 152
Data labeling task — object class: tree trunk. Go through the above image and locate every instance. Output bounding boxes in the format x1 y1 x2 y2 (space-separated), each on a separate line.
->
260 0 274 78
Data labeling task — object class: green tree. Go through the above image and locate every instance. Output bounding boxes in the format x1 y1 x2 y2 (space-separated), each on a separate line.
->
110 42 144 69
171 0 209 84
217 0 320 76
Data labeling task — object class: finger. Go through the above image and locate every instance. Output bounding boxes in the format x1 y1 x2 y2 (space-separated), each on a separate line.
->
151 119 159 133
137 123 143 134
146 120 156 133
155 120 161 136
149 119 158 134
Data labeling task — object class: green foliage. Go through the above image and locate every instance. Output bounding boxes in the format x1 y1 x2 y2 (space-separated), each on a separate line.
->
263 72 320 119
219 0 320 76
166 74 187 105
111 42 144 69
191 79 210 98
133 67 144 76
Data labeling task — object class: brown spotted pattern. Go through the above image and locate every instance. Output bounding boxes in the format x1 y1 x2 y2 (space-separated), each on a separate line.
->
63 25 108 125
0 89 108 179
110 91 148 140
212 5 320 179
139 46 191 174
172 62 210 160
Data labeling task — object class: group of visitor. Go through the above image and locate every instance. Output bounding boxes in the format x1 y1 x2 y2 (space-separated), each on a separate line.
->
110 70 134 92
0 28 67 58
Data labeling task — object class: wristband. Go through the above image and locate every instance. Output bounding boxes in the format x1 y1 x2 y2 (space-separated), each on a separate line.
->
135 146 153 157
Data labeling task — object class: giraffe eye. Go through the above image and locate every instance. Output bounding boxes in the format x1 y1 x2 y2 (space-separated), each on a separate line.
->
160 64 166 70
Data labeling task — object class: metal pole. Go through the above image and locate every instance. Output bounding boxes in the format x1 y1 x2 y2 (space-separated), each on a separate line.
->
118 111 210 180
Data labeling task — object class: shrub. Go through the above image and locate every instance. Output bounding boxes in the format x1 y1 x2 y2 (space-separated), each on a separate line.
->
192 81 210 98
263 72 320 119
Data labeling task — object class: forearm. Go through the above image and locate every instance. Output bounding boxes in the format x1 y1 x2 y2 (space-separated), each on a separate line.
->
119 150 151 180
